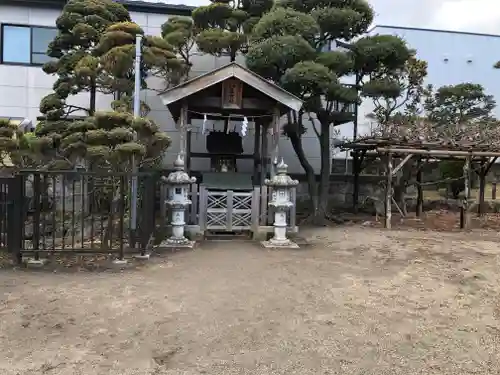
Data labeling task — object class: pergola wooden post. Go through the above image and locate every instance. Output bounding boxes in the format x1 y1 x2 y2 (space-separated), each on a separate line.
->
462 155 471 229
342 138 500 230
385 152 392 229
416 157 423 217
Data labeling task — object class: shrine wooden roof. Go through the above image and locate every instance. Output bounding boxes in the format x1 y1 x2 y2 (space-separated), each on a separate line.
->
158 62 303 113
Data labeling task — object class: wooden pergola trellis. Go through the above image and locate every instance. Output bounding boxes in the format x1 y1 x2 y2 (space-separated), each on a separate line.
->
342 120 500 229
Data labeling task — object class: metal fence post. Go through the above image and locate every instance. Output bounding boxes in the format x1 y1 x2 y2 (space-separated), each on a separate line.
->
198 185 207 232
138 173 156 255
8 175 24 264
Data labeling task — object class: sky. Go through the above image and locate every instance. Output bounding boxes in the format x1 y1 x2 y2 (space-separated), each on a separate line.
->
373 0 500 34
144 0 500 35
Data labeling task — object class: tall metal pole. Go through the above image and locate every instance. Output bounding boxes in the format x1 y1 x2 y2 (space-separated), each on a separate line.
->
352 73 360 212
130 34 142 246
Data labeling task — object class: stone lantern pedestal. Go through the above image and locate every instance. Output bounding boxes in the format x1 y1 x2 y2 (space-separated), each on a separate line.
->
261 158 299 249
160 154 196 248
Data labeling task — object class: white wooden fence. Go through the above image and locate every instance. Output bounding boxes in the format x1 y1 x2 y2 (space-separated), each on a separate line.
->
161 184 297 234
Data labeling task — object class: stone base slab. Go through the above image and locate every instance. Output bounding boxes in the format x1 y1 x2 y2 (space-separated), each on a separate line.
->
261 240 299 249
133 254 150 260
25 258 48 268
111 259 128 268
157 240 195 249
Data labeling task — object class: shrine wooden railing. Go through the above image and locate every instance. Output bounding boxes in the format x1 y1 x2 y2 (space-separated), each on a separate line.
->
161 184 297 233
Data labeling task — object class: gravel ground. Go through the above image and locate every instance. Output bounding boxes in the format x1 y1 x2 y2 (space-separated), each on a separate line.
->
1 226 500 374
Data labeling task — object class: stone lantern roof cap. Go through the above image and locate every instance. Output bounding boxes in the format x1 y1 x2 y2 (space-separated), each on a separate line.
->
265 158 299 187
163 154 197 185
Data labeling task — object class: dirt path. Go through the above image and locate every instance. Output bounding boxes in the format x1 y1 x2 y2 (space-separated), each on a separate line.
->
1 227 500 374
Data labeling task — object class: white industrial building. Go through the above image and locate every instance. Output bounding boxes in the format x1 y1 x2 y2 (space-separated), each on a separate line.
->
354 25 500 137
1 0 500 172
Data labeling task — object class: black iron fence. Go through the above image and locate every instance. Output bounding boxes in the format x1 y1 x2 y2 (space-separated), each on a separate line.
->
0 176 18 252
1 170 159 264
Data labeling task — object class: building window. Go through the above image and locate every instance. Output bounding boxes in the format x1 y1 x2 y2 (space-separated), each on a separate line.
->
1 24 57 65
321 40 337 52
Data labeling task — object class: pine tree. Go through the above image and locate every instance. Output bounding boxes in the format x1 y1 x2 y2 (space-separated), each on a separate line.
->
247 0 414 222
34 0 180 170
192 0 273 61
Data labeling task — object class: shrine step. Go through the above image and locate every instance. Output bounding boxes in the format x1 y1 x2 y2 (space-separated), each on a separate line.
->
204 230 252 241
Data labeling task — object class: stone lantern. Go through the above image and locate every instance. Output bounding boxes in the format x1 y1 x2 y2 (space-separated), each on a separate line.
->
262 158 299 248
161 154 196 248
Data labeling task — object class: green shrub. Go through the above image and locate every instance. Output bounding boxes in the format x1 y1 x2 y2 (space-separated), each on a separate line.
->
439 160 464 199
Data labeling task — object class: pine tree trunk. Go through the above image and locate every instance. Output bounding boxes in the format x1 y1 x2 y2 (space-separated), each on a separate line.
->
288 132 318 214
315 121 331 223
89 81 96 116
